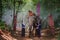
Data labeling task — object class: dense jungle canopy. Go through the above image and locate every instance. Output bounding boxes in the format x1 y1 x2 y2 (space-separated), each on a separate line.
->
0 0 60 29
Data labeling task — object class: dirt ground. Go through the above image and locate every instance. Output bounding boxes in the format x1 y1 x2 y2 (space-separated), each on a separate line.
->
0 29 59 40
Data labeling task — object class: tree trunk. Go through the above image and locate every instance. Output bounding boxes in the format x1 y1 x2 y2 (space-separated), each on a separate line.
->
0 0 2 21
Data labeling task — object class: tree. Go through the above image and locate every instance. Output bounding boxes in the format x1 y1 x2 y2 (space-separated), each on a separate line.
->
32 0 40 5
41 0 60 13
54 14 60 27
13 0 23 31
0 0 2 21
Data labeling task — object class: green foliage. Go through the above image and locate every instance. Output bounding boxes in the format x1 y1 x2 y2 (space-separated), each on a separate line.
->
58 32 60 40
54 14 60 28
0 21 5 30
41 0 60 11
32 0 40 5
2 0 14 9
0 0 3 20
